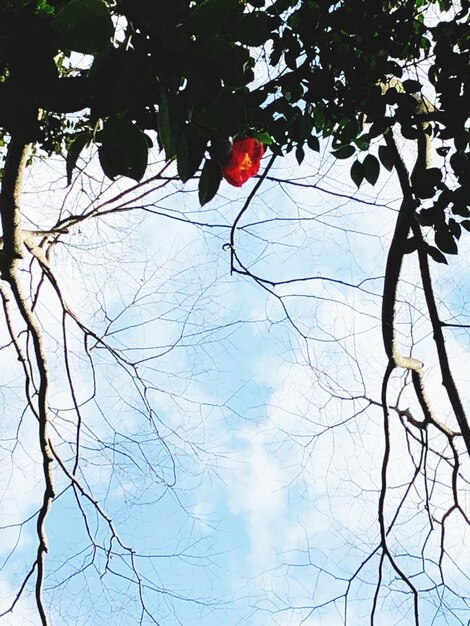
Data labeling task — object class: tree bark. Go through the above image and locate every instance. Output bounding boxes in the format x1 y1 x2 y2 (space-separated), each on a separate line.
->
0 136 29 278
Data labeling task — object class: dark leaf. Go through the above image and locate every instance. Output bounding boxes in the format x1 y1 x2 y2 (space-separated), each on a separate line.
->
412 166 442 199
295 145 305 165
378 144 395 172
384 61 403 77
219 43 254 87
402 79 422 93
121 0 185 35
417 207 437 227
436 146 450 157
98 116 148 181
53 0 113 54
177 125 207 183
231 12 272 46
401 124 419 140
454 134 469 151
187 0 240 36
368 121 387 140
199 159 222 205
98 144 120 180
363 154 380 186
331 144 355 159
434 224 458 254
195 90 246 136
452 187 470 216
307 135 320 152
340 119 359 143
158 88 179 160
210 138 233 164
209 138 233 166
66 131 90 185
424 242 448 264
450 150 470 177
448 218 462 240
452 203 470 217
350 159 364 188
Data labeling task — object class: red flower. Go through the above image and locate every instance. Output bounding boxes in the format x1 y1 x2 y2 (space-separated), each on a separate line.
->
221 137 265 187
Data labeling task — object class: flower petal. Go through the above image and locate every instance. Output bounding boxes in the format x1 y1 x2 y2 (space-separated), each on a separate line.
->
222 138 265 187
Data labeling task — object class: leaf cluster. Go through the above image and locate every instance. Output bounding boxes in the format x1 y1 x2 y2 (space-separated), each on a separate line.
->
0 0 468 242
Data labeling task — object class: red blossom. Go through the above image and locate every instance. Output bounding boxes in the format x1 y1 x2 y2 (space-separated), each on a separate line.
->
221 137 265 187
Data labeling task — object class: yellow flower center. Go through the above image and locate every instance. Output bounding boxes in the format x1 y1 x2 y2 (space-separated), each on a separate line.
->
239 153 253 171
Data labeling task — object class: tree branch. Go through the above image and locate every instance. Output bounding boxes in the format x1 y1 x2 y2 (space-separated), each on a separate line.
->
412 225 470 457
381 131 423 371
0 135 54 626
0 137 29 276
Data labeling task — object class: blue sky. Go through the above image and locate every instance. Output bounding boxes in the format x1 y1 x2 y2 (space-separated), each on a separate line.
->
1 136 470 626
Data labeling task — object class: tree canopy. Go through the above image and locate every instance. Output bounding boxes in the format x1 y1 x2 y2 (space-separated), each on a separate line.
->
0 1 469 625
0 0 468 213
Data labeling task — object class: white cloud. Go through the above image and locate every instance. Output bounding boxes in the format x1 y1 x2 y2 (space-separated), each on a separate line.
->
227 424 288 570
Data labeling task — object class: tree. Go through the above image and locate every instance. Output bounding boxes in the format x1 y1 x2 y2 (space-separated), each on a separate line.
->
0 0 469 624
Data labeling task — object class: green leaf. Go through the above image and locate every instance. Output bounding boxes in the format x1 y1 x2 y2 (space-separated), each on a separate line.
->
363 154 380 185
353 135 370 151
187 0 240 36
199 159 222 206
378 145 395 172
53 0 113 54
350 159 364 188
66 131 90 185
331 144 355 159
98 117 148 181
253 131 274 146
36 0 55 16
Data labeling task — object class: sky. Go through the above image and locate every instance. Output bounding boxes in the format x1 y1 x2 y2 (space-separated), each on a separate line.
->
0 127 470 626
